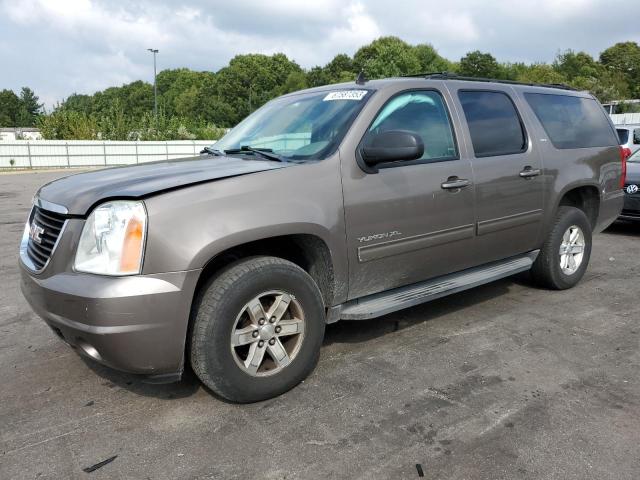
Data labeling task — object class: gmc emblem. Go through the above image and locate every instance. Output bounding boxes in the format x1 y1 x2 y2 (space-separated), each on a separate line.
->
29 223 45 244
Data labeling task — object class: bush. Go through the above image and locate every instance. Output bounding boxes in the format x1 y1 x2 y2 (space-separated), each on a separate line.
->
38 107 225 141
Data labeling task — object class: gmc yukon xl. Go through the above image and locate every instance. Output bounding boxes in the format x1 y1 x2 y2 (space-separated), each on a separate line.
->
20 74 625 402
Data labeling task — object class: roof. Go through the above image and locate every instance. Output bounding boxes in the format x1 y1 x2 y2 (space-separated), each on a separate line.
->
286 73 586 98
402 72 576 91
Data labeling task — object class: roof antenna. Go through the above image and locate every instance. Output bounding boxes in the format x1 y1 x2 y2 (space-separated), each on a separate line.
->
356 70 367 85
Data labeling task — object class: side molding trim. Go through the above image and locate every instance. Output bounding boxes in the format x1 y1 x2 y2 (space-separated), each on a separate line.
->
477 209 543 236
358 224 475 263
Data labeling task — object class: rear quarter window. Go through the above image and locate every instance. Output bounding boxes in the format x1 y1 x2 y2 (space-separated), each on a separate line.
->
525 93 617 149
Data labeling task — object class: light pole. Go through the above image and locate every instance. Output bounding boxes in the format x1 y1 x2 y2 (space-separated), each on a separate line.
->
147 48 159 119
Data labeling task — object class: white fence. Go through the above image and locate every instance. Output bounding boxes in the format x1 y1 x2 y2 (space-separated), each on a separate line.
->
0 140 216 169
610 113 640 125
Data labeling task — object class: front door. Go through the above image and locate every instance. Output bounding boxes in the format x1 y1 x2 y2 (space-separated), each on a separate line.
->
447 86 545 263
340 88 477 300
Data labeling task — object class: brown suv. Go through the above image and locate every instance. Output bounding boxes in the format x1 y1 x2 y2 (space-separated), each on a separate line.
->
20 75 625 402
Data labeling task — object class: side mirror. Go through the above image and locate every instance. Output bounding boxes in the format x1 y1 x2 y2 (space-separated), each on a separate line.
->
361 130 424 167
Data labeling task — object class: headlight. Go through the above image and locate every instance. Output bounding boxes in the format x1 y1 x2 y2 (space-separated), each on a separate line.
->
74 201 147 275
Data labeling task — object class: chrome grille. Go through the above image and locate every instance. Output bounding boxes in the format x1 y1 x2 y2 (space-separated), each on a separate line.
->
26 206 67 271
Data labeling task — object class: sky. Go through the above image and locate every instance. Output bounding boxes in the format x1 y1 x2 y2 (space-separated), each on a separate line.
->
1 0 638 108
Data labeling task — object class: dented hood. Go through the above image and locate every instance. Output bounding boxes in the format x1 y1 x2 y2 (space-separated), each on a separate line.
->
36 155 290 215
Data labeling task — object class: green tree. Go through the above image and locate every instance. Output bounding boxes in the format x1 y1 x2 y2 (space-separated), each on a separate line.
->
38 110 98 140
553 50 600 80
458 51 502 78
156 68 214 116
413 43 451 73
353 36 421 78
60 93 94 115
212 53 303 124
599 42 640 97
97 101 133 140
91 80 153 119
517 64 567 85
275 71 308 96
29 37 640 137
0 89 21 126
16 87 44 126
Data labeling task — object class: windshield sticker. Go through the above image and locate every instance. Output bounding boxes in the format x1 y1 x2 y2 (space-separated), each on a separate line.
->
323 90 368 101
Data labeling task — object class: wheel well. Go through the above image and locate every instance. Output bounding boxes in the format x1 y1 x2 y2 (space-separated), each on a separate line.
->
195 234 336 308
558 186 600 228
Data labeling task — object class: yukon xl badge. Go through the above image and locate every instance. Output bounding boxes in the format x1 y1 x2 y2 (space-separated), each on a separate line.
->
626 184 639 195
357 231 402 243
29 223 44 244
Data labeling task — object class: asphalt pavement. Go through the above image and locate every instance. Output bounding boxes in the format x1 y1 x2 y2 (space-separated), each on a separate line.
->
1 170 639 479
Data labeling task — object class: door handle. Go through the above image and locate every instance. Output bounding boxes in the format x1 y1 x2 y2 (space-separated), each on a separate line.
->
519 167 541 178
441 177 471 190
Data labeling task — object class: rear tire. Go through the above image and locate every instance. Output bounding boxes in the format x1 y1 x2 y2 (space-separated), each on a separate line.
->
530 206 592 290
190 256 325 403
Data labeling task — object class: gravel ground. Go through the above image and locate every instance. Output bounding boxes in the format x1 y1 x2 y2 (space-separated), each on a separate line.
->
1 170 639 480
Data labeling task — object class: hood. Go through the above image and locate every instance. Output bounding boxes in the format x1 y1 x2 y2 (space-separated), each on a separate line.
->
36 155 290 215
626 161 640 185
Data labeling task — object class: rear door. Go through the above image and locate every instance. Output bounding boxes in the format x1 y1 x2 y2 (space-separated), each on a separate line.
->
447 86 545 262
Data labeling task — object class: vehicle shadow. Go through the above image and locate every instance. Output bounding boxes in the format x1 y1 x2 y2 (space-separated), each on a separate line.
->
81 357 202 400
324 276 519 346
603 220 640 237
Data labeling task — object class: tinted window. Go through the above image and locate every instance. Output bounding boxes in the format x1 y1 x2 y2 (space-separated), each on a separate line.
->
634 129 640 145
367 91 457 161
458 91 526 157
617 129 629 144
525 93 617 149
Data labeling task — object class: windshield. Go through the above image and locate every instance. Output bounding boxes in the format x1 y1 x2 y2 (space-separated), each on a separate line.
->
213 89 373 161
629 149 640 163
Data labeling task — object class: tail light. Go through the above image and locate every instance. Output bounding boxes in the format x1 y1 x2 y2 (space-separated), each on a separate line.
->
620 146 630 188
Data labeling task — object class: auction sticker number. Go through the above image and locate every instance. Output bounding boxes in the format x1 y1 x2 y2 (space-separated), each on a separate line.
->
323 90 368 101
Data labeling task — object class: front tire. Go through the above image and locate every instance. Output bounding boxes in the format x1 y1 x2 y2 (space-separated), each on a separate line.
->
190 256 325 403
530 206 592 290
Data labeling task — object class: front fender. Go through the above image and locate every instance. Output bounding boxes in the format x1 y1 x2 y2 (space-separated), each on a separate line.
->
141 159 348 302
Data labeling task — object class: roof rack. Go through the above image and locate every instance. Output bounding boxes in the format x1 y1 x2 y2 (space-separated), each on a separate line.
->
401 71 577 91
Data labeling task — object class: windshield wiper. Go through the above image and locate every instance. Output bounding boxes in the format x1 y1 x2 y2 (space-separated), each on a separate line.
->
224 145 286 162
200 146 224 156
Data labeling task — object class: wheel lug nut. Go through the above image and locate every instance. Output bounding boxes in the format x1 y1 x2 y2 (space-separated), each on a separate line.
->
275 326 281 333
269 316 276 323
258 340 264 347
269 338 276 345
258 318 265 325
252 331 259 338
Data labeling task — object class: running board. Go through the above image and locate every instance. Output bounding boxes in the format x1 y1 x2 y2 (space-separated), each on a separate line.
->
338 251 539 321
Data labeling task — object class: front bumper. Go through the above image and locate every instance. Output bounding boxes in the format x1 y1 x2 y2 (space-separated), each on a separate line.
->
20 263 201 377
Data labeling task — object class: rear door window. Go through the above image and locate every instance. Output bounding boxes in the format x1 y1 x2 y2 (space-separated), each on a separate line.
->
458 90 527 157
634 129 640 145
525 93 618 149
